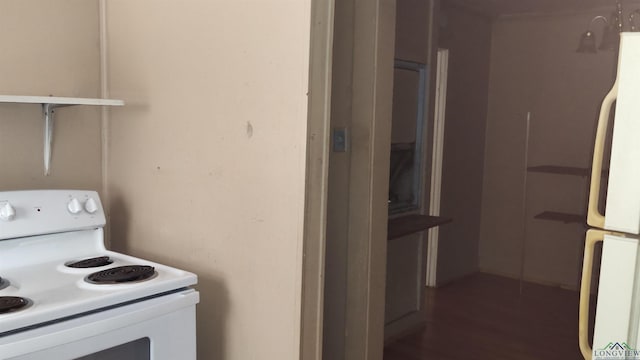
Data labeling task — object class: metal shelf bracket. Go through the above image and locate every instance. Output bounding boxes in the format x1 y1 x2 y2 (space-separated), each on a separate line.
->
43 103 72 176
0 95 124 176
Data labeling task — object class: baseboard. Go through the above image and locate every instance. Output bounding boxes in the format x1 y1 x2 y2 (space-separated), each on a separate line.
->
383 310 426 344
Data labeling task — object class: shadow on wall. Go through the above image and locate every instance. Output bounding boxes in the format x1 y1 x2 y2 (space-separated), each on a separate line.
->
195 273 229 359
108 196 229 359
108 196 129 254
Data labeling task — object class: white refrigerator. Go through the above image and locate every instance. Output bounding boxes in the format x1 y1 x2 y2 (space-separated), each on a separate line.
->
580 33 640 360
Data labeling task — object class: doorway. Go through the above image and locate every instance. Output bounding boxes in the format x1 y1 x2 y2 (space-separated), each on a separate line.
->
318 0 619 359
382 0 614 359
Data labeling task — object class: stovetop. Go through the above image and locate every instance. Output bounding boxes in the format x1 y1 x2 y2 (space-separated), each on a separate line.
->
0 237 196 335
0 190 197 336
0 236 196 335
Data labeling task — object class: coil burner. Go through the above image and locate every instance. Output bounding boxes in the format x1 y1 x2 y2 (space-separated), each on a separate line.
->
0 296 30 314
86 265 156 284
66 256 113 268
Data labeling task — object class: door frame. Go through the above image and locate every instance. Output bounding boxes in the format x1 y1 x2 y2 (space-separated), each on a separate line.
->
426 48 449 287
344 0 396 358
300 0 335 359
301 0 396 359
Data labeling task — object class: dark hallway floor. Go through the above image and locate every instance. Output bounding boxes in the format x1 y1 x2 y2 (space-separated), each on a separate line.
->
383 273 592 360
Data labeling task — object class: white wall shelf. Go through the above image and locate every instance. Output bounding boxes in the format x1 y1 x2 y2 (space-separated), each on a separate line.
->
0 95 124 107
0 95 124 175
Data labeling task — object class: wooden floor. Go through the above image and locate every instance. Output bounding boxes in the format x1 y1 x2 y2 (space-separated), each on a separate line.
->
384 273 593 360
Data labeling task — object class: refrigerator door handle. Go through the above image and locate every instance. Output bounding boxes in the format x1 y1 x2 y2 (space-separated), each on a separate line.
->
579 229 604 360
579 229 609 360
587 83 618 229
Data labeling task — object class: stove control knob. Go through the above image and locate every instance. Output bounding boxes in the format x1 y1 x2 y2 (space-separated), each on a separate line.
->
0 203 16 221
67 198 83 214
84 198 99 214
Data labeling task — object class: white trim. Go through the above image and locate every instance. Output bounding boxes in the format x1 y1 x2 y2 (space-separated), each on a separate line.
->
426 48 449 287
300 0 334 359
99 0 112 248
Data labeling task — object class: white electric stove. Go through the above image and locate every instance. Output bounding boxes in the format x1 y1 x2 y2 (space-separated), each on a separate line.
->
0 190 199 360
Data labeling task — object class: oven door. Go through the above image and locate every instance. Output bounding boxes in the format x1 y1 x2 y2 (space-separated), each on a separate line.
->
0 289 198 360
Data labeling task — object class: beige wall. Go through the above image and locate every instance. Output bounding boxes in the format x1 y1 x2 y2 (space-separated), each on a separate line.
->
0 0 102 191
391 67 420 144
479 12 616 288
385 233 422 323
436 7 492 285
395 0 431 64
104 1 311 359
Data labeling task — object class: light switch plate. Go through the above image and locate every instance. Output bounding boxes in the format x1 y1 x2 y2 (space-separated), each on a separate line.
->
332 127 348 152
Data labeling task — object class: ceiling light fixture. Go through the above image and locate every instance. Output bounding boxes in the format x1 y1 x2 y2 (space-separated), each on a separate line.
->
577 0 640 53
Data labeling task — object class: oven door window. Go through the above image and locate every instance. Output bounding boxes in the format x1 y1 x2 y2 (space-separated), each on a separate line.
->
7 338 151 360
74 338 150 360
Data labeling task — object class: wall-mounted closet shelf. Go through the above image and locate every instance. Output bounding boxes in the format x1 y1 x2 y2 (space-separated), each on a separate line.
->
527 165 608 177
0 95 124 176
528 165 589 176
528 165 596 226
533 211 585 224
